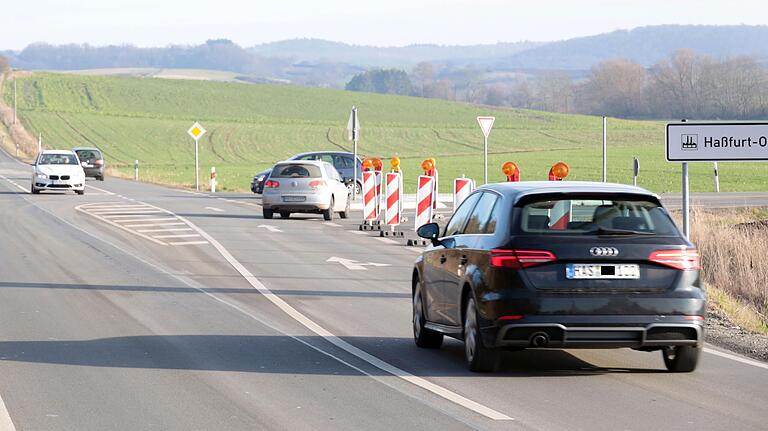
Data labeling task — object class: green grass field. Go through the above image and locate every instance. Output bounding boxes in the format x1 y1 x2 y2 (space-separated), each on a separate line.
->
4 72 767 193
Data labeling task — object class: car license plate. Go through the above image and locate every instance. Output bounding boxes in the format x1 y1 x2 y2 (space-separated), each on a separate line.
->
53 180 65 185
566 264 640 279
282 196 306 202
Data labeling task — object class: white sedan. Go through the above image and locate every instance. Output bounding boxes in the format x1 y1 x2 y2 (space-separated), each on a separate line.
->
261 160 350 220
31 150 86 195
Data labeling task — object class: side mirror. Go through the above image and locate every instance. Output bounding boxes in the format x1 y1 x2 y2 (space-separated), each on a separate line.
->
416 222 441 246
81 162 88 167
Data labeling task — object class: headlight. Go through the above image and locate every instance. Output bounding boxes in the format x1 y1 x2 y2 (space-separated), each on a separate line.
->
36 173 48 179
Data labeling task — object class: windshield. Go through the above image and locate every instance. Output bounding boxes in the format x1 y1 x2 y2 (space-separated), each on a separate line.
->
38 153 79 165
518 198 679 236
271 163 322 178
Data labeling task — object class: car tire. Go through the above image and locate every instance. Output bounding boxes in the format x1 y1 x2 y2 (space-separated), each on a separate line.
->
413 285 443 348
279 211 291 219
263 209 274 219
662 345 701 372
75 189 85 195
31 183 40 194
323 198 334 221
464 296 500 372
98 176 105 181
339 195 351 219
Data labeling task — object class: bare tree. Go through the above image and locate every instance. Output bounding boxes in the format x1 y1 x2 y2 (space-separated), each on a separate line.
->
533 72 574 113
412 62 434 97
0 56 9 75
431 79 456 101
578 59 647 116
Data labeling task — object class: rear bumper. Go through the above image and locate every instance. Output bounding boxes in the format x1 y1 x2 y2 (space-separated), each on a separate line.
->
484 315 703 349
82 167 103 177
262 193 331 211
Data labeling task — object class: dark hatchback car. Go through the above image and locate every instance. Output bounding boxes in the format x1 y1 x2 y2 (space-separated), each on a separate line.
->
73 147 105 181
252 151 363 194
412 182 704 373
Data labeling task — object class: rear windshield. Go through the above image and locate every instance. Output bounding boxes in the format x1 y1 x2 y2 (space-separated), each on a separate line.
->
518 198 679 236
75 149 102 160
38 153 78 165
271 163 322 178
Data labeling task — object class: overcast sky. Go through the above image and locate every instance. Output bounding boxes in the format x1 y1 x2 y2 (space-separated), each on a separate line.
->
3 0 766 50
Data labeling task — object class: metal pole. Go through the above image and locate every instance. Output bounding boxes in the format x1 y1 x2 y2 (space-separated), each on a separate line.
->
602 115 607 182
713 162 720 192
194 139 199 191
483 135 488 184
352 106 358 201
632 157 638 187
682 162 690 239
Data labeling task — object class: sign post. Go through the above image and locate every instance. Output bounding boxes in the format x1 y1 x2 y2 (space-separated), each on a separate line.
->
602 115 607 182
476 116 495 184
187 121 206 191
666 121 768 238
347 107 360 200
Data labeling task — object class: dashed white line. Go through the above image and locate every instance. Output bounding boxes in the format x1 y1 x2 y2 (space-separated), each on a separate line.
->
137 228 194 233
205 207 224 212
92 209 163 215
168 240 209 246
85 184 115 195
324 222 342 227
116 217 178 223
152 234 201 239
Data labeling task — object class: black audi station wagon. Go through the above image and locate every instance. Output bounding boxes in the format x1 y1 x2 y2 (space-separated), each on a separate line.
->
412 182 704 372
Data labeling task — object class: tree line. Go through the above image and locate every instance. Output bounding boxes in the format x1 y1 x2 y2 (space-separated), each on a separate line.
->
347 49 768 120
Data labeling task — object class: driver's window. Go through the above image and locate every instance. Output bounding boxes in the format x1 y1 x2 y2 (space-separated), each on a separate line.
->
444 192 482 237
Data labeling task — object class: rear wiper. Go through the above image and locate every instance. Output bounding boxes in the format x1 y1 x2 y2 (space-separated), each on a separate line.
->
590 227 655 236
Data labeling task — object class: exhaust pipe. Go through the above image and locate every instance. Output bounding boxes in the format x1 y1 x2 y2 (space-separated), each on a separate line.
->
530 332 549 347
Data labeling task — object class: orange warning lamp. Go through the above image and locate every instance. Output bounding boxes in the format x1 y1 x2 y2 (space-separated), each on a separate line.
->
372 158 383 171
421 159 434 172
362 158 374 171
550 161 569 180
390 156 400 171
502 162 517 177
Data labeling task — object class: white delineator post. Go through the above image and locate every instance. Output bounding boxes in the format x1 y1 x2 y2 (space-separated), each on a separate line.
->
415 175 435 231
713 162 720 192
385 172 401 229
210 166 217 193
362 171 378 222
453 177 474 212
134 160 139 181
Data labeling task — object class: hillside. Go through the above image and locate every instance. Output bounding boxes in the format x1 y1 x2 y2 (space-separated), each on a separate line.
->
498 25 768 70
4 72 766 193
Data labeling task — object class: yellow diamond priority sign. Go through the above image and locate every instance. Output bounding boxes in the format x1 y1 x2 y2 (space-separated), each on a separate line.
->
187 122 206 141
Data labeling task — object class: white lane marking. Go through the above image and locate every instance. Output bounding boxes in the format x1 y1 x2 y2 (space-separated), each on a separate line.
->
92 210 163 215
327 256 392 271
374 237 399 245
178 216 513 421
347 230 368 235
115 217 178 223
0 389 16 431
205 207 224 212
704 346 768 370
82 205 151 210
168 240 209 246
152 234 201 239
180 190 206 196
124 222 185 228
85 184 115 195
324 222 342 227
102 214 160 219
0 174 31 194
137 228 193 233
257 224 283 233
75 204 168 246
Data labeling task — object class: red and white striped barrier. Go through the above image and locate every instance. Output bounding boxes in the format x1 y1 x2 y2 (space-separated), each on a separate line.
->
549 200 571 230
415 175 434 230
362 171 378 222
374 170 383 217
385 172 401 227
453 177 474 212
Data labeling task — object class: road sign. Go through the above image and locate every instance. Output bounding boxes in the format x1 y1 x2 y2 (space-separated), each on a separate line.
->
477 116 495 184
187 122 206 141
666 122 768 162
477 116 495 138
347 108 360 141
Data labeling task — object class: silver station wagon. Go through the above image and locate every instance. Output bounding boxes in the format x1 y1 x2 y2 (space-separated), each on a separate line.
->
261 160 351 220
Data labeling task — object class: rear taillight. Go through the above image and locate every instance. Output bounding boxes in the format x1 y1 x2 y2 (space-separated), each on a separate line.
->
648 249 700 271
490 249 557 269
309 180 327 188
95 159 104 166
265 180 280 188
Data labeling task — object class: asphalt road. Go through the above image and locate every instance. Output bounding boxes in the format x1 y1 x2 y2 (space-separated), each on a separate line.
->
1 149 767 430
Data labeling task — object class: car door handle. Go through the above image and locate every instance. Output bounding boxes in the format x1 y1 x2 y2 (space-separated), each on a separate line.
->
439 255 447 264
459 255 468 265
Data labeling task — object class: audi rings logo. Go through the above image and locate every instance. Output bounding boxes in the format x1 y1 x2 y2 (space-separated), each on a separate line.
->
590 247 619 257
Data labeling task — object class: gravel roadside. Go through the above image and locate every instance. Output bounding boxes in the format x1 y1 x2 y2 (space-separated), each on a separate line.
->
706 306 768 363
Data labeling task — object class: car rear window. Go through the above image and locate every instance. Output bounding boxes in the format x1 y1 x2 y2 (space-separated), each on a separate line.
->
75 150 102 160
271 163 322 178
518 198 679 235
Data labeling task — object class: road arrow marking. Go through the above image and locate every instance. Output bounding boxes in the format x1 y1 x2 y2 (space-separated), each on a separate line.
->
257 224 283 233
327 256 391 271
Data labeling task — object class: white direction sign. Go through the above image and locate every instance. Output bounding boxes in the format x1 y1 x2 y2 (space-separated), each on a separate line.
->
667 122 768 162
187 122 207 141
477 116 495 138
346 108 360 141
327 256 390 271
